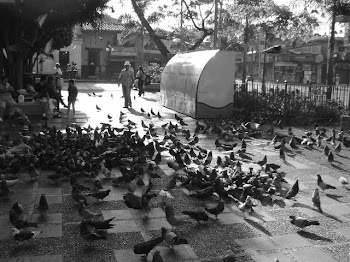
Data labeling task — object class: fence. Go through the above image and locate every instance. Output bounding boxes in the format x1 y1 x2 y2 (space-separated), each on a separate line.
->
233 81 350 123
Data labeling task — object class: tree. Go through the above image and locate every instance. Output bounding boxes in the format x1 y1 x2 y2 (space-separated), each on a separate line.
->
129 0 170 61
225 0 318 83
116 0 221 60
298 0 350 97
0 0 109 89
178 0 214 51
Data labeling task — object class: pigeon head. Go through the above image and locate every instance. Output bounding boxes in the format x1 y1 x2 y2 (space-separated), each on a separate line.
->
10 228 20 236
12 202 24 214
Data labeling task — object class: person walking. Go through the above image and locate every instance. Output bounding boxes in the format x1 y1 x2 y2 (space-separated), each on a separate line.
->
34 75 50 120
47 75 67 118
136 66 146 97
118 61 134 108
65 79 78 117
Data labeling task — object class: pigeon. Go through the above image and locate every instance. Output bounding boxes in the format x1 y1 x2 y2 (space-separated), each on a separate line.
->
256 155 267 166
324 145 330 156
141 108 145 113
0 177 10 196
85 189 111 201
11 202 24 215
285 179 299 200
222 249 236 262
279 147 285 162
107 114 112 120
205 199 225 219
72 186 89 206
161 227 188 249
159 190 174 200
317 174 336 191
174 114 183 121
238 196 255 215
339 176 348 185
38 193 49 216
311 188 322 213
133 236 164 259
10 208 38 229
182 210 209 223
327 151 334 163
11 228 43 241
334 143 341 154
78 201 102 220
96 105 101 110
289 136 298 149
80 221 107 241
84 217 115 229
179 119 188 126
164 204 186 230
152 250 164 262
289 215 319 230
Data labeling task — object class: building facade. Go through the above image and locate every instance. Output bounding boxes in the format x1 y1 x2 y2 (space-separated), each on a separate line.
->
237 36 350 85
36 22 173 79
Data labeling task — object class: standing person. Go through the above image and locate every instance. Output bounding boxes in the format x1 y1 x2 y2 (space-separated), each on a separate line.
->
34 75 50 120
136 66 146 97
335 74 340 86
64 79 78 118
118 61 134 108
47 75 67 118
54 62 63 100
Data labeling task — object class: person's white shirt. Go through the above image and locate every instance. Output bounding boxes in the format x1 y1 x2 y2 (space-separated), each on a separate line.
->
54 67 62 77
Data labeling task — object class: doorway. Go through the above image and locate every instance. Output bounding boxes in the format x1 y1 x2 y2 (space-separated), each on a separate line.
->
88 49 100 76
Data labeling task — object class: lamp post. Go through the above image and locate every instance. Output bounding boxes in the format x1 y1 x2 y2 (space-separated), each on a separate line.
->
213 0 219 49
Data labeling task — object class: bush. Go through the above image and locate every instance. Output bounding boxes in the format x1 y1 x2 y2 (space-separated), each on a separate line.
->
233 84 345 124
144 63 164 83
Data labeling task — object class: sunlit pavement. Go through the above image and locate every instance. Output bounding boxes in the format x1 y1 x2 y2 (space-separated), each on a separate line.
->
2 82 350 261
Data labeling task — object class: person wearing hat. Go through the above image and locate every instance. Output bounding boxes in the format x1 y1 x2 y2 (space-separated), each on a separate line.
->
118 61 135 108
136 66 146 97
54 62 63 108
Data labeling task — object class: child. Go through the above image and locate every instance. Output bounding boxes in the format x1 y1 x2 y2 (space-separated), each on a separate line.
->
65 79 78 117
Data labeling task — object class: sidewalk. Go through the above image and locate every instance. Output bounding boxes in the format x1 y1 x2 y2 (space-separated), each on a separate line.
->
1 82 350 262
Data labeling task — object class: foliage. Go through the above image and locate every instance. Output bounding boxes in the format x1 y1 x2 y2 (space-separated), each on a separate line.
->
144 62 164 83
233 83 345 124
0 0 110 88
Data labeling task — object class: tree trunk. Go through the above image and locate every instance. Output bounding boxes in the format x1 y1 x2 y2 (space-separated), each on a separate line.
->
15 54 24 90
130 0 170 61
261 32 268 96
242 16 248 84
188 31 211 51
326 0 336 99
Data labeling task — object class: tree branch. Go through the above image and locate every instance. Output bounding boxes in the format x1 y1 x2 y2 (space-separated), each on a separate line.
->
182 0 201 31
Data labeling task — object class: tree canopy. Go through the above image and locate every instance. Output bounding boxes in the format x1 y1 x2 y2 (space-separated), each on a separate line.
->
0 0 110 88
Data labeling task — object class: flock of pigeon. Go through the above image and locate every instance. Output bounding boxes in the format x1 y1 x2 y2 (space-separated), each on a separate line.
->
0 104 349 261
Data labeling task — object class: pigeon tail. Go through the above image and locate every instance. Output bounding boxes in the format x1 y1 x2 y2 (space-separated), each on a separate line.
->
307 220 320 226
173 236 188 245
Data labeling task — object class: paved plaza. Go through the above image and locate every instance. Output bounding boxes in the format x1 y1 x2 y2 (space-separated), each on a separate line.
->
2 82 350 262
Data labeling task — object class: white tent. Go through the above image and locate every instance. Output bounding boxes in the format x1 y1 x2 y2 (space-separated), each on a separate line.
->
160 50 236 118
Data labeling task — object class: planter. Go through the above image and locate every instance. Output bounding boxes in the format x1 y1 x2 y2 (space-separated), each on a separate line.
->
340 115 350 130
146 83 160 92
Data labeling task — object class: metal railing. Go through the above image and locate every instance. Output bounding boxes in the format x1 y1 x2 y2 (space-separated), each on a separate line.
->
233 81 350 123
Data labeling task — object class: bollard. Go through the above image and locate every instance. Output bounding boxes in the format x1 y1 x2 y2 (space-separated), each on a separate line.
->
284 80 288 124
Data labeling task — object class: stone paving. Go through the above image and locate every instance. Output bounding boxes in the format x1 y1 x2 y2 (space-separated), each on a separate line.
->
1 82 350 261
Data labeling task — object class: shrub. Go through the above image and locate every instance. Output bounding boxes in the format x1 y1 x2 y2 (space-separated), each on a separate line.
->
144 63 164 83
